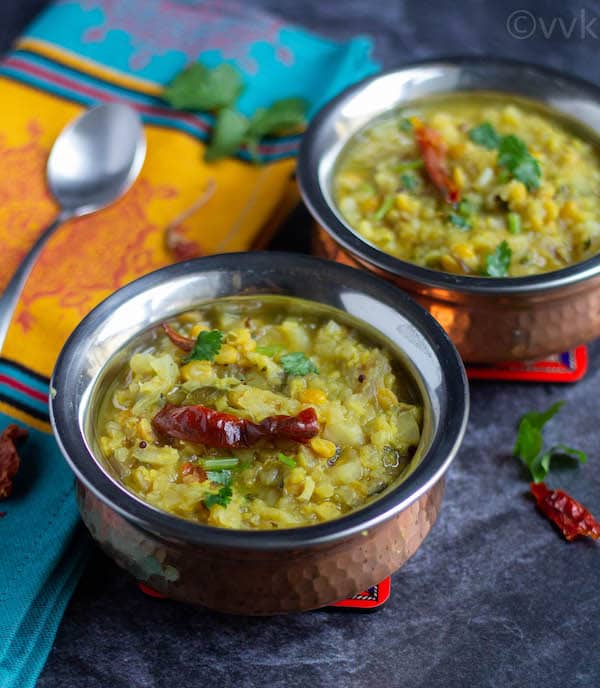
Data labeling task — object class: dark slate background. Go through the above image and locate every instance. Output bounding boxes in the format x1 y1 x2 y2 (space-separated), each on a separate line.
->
1 1 598 686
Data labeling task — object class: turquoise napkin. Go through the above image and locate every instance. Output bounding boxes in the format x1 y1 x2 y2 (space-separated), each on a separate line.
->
0 3 378 687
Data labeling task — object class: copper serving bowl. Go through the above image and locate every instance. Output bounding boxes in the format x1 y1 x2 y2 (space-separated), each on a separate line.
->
298 58 600 362
50 253 468 615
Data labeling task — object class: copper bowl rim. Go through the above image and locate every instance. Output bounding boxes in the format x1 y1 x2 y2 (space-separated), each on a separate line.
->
298 56 600 296
49 252 468 552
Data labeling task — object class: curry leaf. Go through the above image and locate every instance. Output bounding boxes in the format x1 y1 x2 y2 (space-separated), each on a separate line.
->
280 352 319 376
163 63 243 111
484 240 512 277
186 330 224 362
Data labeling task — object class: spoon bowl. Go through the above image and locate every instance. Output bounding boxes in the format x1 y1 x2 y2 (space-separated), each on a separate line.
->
48 103 146 217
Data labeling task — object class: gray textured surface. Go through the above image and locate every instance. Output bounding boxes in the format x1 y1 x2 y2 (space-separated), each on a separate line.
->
1 0 598 686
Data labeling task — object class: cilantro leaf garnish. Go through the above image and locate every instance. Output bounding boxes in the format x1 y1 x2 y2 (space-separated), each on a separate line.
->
468 125 541 190
468 122 500 149
186 330 224 362
163 62 308 163
163 63 243 111
400 172 417 190
247 98 308 140
204 485 233 509
448 212 471 229
497 135 541 190
484 240 512 277
398 118 413 133
514 402 587 482
280 352 319 376
277 452 297 468
205 108 249 162
206 469 232 486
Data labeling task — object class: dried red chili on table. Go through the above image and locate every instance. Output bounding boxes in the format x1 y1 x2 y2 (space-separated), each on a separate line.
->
530 482 600 542
162 323 195 352
0 424 28 499
153 404 319 449
414 121 461 203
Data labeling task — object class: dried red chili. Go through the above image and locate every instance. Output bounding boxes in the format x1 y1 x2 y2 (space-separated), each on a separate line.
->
0 424 28 499
162 323 195 352
530 482 600 542
153 404 319 449
414 122 461 203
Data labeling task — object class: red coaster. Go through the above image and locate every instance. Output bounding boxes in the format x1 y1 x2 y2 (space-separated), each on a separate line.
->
466 346 588 383
328 577 391 611
137 577 392 612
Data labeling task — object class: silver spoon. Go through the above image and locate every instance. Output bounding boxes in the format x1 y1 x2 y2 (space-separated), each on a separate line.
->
0 103 146 350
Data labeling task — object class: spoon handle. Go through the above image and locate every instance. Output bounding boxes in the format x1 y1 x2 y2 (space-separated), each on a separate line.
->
0 212 70 353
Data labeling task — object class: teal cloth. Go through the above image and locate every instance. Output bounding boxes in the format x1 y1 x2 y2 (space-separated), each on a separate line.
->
0 2 378 687
0 414 91 688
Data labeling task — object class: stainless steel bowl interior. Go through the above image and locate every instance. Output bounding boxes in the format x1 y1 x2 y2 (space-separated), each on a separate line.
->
298 57 600 295
50 253 468 550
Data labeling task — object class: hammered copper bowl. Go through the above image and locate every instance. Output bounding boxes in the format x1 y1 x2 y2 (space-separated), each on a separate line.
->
298 58 600 362
49 253 468 615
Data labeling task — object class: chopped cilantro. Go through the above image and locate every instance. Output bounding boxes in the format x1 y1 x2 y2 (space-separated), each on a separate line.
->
400 173 418 190
484 240 512 277
497 135 541 190
281 352 319 376
468 122 500 149
204 486 233 509
373 195 395 221
448 212 471 229
206 470 232 486
514 402 587 482
398 117 413 133
277 452 297 468
186 329 224 362
468 124 541 190
507 212 522 234
457 199 475 216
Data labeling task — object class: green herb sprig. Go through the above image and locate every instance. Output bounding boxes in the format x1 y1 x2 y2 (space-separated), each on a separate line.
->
204 486 233 509
185 330 224 362
163 64 308 162
514 401 587 482
484 240 512 277
468 122 541 190
280 352 319 376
